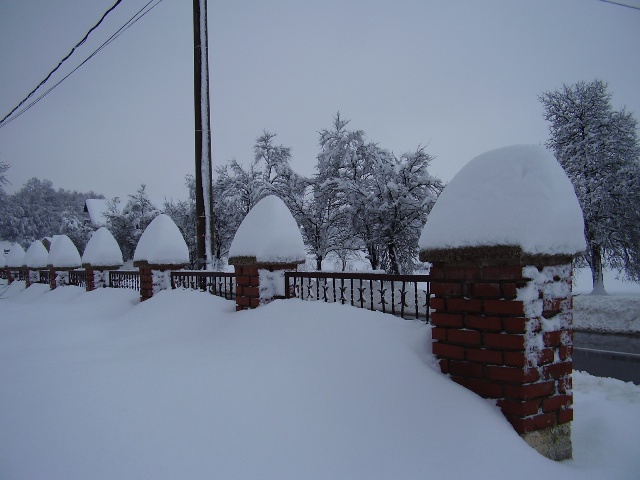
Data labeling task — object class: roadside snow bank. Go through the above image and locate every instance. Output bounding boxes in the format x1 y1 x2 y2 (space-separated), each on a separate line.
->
573 294 640 335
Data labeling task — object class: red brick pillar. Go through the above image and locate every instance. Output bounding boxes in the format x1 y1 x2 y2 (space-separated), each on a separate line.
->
139 266 153 302
49 267 57 290
24 267 32 288
85 267 95 292
230 260 301 311
425 247 574 461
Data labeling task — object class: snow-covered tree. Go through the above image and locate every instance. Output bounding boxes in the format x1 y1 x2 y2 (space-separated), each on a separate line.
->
540 80 640 293
105 184 158 262
163 176 198 268
0 177 102 251
368 147 443 274
0 161 8 193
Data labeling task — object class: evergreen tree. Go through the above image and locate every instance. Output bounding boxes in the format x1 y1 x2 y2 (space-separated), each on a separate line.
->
540 80 640 293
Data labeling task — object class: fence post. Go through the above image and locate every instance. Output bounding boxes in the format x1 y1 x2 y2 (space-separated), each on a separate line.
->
132 214 190 302
227 196 306 311
419 145 586 461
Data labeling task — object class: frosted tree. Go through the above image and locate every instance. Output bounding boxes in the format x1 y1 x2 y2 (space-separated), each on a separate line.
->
368 147 443 274
106 184 158 261
0 177 101 250
163 175 198 268
0 161 8 193
540 80 640 293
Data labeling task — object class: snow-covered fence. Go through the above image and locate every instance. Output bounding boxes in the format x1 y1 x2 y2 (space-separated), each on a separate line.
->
171 271 236 300
108 270 140 290
285 271 431 321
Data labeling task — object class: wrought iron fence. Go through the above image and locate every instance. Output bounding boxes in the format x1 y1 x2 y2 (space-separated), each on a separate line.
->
69 270 86 288
37 270 50 285
171 271 236 300
285 271 431 322
108 270 141 290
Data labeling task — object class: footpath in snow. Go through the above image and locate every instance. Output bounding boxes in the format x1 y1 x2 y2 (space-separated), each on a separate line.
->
0 282 639 480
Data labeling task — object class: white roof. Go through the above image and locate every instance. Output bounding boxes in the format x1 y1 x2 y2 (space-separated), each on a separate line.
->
48 235 82 268
133 214 189 266
82 227 124 267
229 195 306 264
84 199 110 226
419 145 586 256
23 241 49 269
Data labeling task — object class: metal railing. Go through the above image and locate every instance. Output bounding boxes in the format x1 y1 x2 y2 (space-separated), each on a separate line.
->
171 271 236 300
285 271 431 322
69 270 86 288
108 270 141 290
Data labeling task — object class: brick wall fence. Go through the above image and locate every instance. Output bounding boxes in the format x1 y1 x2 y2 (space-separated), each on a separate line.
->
423 246 574 461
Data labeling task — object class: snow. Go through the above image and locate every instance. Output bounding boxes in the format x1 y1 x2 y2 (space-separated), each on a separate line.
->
23 240 49 269
84 199 110 226
133 213 189 266
419 145 586 256
229 195 306 264
47 234 81 268
82 227 124 268
0 283 639 479
573 294 640 335
5 242 25 268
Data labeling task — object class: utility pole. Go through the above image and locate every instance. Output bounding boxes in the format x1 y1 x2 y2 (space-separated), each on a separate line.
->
193 0 214 269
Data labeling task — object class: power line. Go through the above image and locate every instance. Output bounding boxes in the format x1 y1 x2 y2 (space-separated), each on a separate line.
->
599 0 640 11
0 1 122 126
0 0 166 130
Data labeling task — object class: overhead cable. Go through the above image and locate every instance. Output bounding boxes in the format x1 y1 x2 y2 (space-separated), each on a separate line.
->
0 0 165 129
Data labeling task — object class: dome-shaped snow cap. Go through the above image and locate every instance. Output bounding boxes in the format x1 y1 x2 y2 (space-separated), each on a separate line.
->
82 227 124 268
228 195 306 265
133 214 189 267
47 235 82 268
419 145 586 257
5 243 26 268
23 240 49 269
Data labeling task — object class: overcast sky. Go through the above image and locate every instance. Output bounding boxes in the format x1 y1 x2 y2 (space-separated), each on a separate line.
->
1 0 639 205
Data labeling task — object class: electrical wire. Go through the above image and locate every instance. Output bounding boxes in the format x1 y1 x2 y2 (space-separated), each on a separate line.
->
0 0 166 130
0 1 122 126
599 0 640 11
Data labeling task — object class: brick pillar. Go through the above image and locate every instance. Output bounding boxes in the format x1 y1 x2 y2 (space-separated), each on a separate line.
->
25 267 32 288
231 262 300 311
85 267 95 292
426 247 574 461
139 266 153 302
49 267 56 290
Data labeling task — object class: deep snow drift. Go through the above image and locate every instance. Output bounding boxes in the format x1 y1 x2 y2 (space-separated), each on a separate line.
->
0 283 639 480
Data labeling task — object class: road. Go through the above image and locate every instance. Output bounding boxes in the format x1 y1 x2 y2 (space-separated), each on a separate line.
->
573 331 640 385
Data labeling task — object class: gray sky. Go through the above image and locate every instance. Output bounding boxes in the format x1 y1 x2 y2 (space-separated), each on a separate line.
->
1 0 639 205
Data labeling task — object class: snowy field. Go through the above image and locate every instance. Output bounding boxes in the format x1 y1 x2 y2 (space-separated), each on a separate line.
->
1 281 639 479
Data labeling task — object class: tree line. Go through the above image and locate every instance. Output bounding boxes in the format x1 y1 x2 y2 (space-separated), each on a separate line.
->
2 90 640 289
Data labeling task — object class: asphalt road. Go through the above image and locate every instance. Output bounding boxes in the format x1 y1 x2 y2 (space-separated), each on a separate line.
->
573 331 640 385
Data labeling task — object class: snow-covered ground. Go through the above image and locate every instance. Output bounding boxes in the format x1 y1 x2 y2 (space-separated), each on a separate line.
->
572 268 640 334
1 281 639 479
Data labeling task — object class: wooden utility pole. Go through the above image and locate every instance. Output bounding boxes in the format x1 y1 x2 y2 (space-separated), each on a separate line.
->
193 0 214 269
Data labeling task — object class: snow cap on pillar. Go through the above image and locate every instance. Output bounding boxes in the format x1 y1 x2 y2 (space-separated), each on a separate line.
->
419 145 586 261
82 227 124 268
228 195 306 266
23 240 49 269
5 243 26 268
47 235 81 268
133 214 189 268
